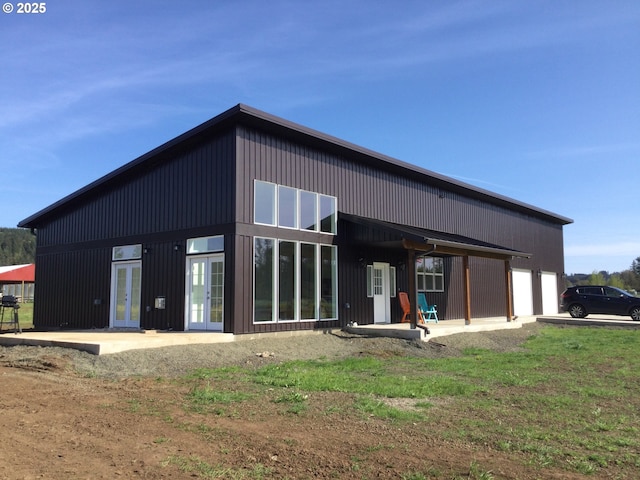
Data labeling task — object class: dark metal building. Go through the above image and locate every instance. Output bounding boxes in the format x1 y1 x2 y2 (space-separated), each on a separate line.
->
18 104 572 334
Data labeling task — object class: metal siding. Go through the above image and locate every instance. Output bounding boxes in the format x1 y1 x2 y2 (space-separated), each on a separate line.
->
32 119 567 332
33 249 111 329
236 126 564 320
32 130 236 330
37 132 236 247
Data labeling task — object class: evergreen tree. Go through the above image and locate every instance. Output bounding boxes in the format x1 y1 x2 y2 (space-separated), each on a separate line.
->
0 228 36 265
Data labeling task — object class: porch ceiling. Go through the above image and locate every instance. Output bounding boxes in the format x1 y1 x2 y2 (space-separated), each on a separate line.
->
340 213 531 261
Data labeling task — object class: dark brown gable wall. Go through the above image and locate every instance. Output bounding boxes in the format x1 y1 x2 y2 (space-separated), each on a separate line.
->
33 130 237 330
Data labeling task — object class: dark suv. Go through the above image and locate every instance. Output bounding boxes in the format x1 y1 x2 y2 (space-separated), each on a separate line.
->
560 286 640 321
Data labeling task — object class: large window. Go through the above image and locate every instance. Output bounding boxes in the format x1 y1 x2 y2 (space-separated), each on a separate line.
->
254 238 338 323
254 238 275 322
320 245 338 319
300 243 317 320
416 257 444 292
254 180 337 234
278 240 297 320
255 181 276 225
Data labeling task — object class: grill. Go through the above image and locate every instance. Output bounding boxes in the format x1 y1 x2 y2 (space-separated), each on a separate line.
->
1 295 19 308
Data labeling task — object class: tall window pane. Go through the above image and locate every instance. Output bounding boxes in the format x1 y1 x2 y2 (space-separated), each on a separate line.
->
319 195 336 234
300 243 317 319
279 241 296 320
299 190 317 231
255 181 276 225
254 238 274 322
278 186 298 228
320 245 337 319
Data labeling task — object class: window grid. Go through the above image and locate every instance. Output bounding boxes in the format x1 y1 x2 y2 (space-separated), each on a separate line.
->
254 180 337 234
416 257 445 293
254 237 338 323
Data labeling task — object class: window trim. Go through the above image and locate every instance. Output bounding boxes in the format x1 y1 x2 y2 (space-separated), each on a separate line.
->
253 237 338 324
416 256 445 293
186 236 224 255
254 180 337 235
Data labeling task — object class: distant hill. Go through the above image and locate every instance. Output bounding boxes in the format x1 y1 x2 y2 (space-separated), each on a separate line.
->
0 228 36 265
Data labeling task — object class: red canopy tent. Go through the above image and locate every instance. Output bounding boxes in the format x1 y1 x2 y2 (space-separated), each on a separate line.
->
0 264 35 301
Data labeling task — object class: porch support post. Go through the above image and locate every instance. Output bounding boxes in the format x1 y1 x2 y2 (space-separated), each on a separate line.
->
407 248 417 329
505 259 513 322
463 255 471 325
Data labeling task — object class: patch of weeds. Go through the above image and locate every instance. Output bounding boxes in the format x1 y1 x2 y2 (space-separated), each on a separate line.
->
153 437 169 444
568 457 598 475
468 460 494 480
496 439 512 452
162 455 230 477
563 340 584 350
354 395 425 422
274 389 308 415
126 399 141 413
163 455 273 478
274 390 308 404
188 384 253 408
324 404 342 415
401 469 441 480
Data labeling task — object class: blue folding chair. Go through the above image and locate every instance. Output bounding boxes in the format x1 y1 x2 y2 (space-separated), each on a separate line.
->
417 292 438 323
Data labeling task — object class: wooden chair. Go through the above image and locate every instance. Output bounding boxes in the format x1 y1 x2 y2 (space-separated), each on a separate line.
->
398 292 425 323
418 292 438 323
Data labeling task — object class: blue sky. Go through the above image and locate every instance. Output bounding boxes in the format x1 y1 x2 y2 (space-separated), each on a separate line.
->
1 0 638 275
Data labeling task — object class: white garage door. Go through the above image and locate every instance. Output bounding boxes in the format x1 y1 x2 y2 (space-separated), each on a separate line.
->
541 272 558 315
512 269 533 316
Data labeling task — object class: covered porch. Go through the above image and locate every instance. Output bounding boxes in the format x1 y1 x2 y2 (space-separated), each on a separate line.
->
341 214 532 328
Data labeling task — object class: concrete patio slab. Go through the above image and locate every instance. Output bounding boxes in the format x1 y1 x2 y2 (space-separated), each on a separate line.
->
1 313 637 355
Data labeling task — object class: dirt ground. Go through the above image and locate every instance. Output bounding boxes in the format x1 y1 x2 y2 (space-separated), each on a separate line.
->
0 324 589 479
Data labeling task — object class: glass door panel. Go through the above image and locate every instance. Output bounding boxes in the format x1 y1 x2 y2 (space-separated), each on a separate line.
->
187 255 224 331
111 261 142 328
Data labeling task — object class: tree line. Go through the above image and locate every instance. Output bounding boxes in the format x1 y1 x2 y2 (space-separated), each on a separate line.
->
0 228 36 265
566 256 640 294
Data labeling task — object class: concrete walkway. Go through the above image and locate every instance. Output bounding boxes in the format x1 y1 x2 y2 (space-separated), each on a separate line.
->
1 314 637 355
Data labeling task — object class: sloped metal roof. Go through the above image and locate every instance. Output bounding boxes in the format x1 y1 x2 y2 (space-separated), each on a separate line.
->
19 104 573 228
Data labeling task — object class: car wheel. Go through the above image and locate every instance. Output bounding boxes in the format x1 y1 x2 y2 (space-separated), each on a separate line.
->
569 304 587 318
631 307 640 322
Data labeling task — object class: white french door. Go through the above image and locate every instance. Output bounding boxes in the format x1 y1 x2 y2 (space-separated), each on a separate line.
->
110 261 142 328
373 262 391 324
186 254 224 331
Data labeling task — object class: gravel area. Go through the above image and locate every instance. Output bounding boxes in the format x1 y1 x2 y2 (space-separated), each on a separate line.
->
0 323 544 378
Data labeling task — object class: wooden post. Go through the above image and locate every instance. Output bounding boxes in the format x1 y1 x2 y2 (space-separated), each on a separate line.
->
505 259 513 321
463 255 471 325
407 249 417 329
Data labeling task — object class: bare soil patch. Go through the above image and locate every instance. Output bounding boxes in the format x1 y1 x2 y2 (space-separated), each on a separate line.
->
0 324 590 479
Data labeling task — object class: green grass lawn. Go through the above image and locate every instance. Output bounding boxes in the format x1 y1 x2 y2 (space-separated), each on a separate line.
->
184 325 640 478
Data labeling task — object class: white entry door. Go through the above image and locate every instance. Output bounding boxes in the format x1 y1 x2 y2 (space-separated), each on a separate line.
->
373 262 391 324
187 255 224 331
512 269 534 316
110 261 142 328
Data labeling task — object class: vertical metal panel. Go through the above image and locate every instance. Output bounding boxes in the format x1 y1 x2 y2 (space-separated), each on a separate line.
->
235 125 565 321
37 131 236 247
